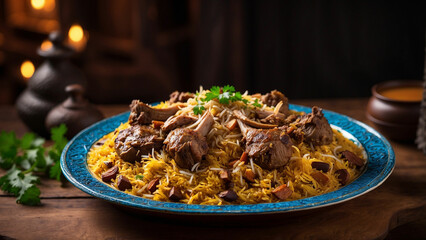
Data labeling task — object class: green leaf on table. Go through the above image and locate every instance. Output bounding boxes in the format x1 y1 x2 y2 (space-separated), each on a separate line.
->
0 131 18 169
32 137 45 148
51 124 68 152
24 147 46 170
18 185 41 206
0 131 18 153
47 124 68 181
45 150 57 166
0 126 68 205
0 156 14 170
20 133 35 149
0 166 41 205
49 162 61 181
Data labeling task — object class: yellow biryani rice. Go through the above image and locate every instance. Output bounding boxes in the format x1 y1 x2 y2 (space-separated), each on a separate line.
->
87 89 365 205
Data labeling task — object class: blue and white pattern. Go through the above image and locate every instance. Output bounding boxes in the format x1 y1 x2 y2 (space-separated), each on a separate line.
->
60 104 395 214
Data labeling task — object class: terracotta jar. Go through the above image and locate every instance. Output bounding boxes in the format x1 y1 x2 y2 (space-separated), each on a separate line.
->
16 31 86 137
45 84 104 139
367 80 423 142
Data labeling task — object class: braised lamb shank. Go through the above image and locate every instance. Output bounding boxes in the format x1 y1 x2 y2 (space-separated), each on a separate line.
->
297 106 333 145
164 111 215 170
168 91 195 104
128 100 182 125
237 120 293 170
114 125 164 163
233 110 277 129
161 114 197 132
115 100 182 163
261 90 289 115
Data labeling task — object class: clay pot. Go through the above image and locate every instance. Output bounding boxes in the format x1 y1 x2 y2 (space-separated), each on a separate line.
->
367 80 423 142
16 31 86 137
45 84 104 139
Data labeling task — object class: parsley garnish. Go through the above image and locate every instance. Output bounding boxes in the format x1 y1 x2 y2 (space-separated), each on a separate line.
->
252 98 262 108
193 101 206 115
0 124 68 205
135 175 144 180
193 85 248 114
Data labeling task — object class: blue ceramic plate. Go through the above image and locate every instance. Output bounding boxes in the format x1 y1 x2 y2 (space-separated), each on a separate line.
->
61 104 395 215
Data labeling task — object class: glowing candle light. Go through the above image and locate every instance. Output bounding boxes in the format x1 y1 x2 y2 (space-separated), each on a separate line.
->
67 24 88 52
40 40 52 51
44 0 55 11
21 60 35 79
31 0 46 10
68 24 84 43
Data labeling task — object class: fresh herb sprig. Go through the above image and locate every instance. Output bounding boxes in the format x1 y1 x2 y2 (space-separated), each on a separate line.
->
193 100 206 115
193 85 250 114
252 98 262 108
0 124 68 205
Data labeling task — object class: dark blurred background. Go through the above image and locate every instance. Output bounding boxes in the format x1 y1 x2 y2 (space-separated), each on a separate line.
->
0 0 425 104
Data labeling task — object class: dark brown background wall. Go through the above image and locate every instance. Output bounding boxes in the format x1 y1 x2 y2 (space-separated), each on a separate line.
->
0 0 425 104
195 0 426 99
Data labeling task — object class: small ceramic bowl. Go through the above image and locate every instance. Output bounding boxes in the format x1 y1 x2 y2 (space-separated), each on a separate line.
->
367 80 423 142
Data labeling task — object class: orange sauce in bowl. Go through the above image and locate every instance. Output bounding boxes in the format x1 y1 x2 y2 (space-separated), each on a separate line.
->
379 86 423 102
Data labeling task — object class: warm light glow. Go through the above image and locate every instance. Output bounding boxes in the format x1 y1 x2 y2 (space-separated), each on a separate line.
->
68 24 84 42
31 0 46 10
21 61 35 79
40 40 52 51
44 0 55 11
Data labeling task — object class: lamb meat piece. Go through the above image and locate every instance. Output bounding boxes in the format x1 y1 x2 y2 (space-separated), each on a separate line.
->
114 125 164 163
164 128 208 169
128 100 182 125
101 165 118 183
233 110 277 129
311 161 330 172
340 150 365 167
117 175 132 191
260 90 289 115
103 161 113 168
169 91 195 104
147 178 160 193
161 114 197 132
311 171 329 185
152 120 164 129
244 168 256 182
218 189 238 202
164 111 214 169
237 120 293 170
336 169 350 186
297 106 333 145
272 184 293 200
219 169 232 183
168 186 184 201
225 119 238 131
256 109 287 126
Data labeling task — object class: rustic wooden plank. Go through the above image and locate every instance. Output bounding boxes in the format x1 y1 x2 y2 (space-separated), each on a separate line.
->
0 177 425 240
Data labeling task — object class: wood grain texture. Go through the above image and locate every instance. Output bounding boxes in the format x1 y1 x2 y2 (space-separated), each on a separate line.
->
1 100 425 240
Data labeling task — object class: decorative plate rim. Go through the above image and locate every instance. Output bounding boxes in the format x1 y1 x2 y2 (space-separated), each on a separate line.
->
60 104 395 215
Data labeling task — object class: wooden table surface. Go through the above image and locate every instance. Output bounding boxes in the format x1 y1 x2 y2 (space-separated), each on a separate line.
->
1 98 425 240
